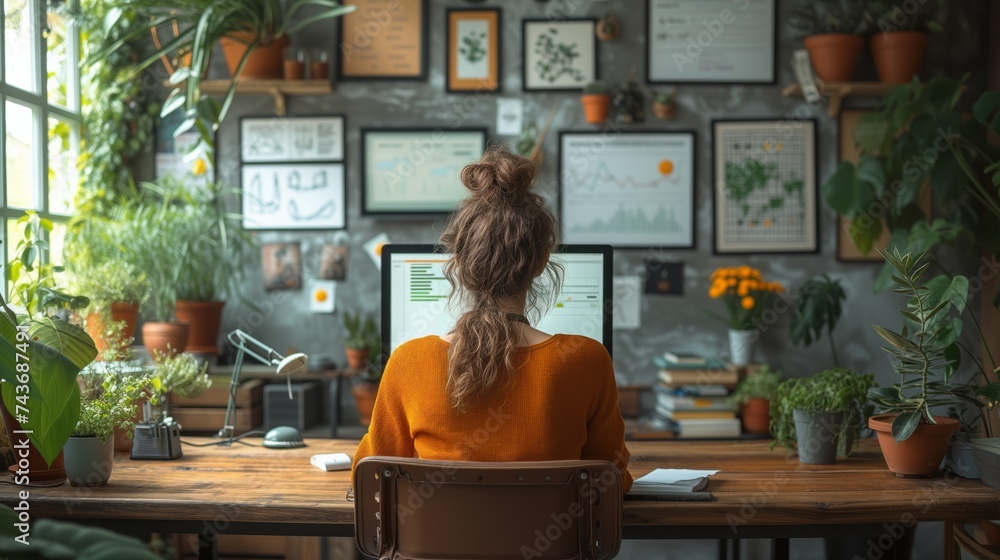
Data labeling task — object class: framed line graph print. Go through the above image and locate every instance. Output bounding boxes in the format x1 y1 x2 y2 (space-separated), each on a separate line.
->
712 119 818 254
559 131 696 248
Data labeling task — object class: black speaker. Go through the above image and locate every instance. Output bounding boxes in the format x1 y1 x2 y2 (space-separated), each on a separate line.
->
265 381 321 431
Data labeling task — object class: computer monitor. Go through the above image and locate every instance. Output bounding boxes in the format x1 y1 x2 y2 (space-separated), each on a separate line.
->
381 244 613 362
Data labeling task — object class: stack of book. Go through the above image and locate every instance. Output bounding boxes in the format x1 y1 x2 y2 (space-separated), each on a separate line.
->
652 352 741 439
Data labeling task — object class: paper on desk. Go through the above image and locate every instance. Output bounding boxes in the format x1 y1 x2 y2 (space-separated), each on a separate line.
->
634 469 719 484
612 276 641 329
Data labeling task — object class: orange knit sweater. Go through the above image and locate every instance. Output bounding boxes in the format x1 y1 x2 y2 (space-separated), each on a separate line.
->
351 334 633 492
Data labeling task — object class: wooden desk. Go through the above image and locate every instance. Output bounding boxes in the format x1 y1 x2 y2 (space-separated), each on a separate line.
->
4 439 998 558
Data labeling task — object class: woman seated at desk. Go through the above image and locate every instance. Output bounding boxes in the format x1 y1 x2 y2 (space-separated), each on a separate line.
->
352 148 633 492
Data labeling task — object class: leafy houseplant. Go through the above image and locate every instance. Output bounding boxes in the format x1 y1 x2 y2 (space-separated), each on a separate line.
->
789 274 847 367
102 0 356 164
0 504 161 560
71 259 150 358
867 249 995 476
788 0 871 81
352 338 383 428
652 91 675 120
0 213 98 481
706 266 784 365
729 366 782 435
770 369 874 464
148 349 212 422
344 312 379 370
65 363 149 487
581 81 611 125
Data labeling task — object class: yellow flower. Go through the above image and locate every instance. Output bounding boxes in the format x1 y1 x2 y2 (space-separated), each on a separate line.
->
737 265 751 278
728 278 738 287
741 296 755 310
709 286 722 299
192 158 207 176
737 281 750 297
749 268 762 280
709 268 722 281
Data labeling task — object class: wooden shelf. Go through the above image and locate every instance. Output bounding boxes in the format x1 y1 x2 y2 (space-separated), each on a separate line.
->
783 81 894 117
178 79 333 116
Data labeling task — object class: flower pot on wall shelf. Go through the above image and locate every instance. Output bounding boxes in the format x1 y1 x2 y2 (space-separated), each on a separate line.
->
803 33 865 82
580 94 611 124
220 33 290 80
142 322 190 359
870 31 928 84
85 302 140 359
869 414 959 476
175 300 225 354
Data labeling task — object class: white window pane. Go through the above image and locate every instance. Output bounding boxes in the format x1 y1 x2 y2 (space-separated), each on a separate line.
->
5 100 39 209
5 219 25 302
48 221 65 266
4 0 39 93
48 117 77 214
46 10 75 109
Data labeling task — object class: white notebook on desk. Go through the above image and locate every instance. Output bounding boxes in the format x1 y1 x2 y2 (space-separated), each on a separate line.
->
628 468 719 496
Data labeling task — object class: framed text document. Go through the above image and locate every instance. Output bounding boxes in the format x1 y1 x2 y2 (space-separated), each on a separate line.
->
337 0 428 80
646 0 776 84
361 128 487 216
559 131 697 248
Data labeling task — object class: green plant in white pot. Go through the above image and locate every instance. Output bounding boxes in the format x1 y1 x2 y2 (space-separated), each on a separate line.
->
66 361 149 487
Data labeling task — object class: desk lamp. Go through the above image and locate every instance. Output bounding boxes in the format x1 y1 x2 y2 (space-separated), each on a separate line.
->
221 329 309 448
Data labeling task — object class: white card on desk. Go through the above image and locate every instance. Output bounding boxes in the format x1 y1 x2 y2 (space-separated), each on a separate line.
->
311 453 352 471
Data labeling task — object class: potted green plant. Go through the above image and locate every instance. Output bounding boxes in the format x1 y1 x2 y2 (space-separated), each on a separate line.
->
65 363 149 487
706 266 785 366
70 259 149 359
595 13 620 42
865 0 941 84
788 0 871 82
868 249 993 476
581 81 611 124
651 91 676 120
729 366 782 435
352 339 383 428
343 312 379 370
789 274 847 367
0 212 97 482
771 368 874 464
147 349 212 423
100 0 355 163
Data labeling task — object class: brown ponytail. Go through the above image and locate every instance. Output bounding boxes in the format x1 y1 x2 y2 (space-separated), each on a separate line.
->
439 148 562 410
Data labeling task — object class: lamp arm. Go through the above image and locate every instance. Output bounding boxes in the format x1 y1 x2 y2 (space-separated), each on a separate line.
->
227 329 285 366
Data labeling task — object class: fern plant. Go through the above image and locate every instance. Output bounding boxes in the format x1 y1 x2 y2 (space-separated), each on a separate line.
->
868 249 990 441
770 368 874 453
789 274 847 367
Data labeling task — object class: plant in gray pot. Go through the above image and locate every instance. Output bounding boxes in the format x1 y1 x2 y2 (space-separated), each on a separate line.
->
66 363 149 487
770 369 874 464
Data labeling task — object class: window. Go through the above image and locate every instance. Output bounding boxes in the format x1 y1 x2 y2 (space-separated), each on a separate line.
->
1 0 81 297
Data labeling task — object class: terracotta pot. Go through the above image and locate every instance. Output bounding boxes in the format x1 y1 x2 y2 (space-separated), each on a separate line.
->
85 302 140 359
596 14 620 41
175 300 225 354
141 322 190 360
652 102 675 120
0 400 66 483
740 398 771 435
352 382 378 427
581 94 611 124
803 33 865 82
869 414 959 476
870 31 928 84
220 33 290 80
345 347 370 370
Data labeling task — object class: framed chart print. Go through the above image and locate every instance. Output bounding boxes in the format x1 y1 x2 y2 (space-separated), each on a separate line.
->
337 0 428 80
559 131 697 248
522 19 597 92
446 9 501 93
712 119 818 254
361 128 487 217
646 0 776 84
242 163 347 230
240 116 345 163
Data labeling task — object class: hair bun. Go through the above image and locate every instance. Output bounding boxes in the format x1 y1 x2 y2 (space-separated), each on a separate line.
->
461 148 538 204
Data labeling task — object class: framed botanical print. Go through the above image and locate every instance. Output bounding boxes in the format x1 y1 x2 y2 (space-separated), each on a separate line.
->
522 19 598 92
446 9 501 93
712 119 818 254
337 0 429 80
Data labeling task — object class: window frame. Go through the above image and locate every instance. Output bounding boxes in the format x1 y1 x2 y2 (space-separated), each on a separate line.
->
1 0 82 298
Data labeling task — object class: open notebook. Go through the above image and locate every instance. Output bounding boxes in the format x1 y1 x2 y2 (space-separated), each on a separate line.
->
628 469 719 497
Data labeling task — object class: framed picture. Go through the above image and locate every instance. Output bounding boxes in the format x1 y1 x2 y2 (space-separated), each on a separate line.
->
337 0 428 80
361 128 487 217
522 19 597 92
261 243 302 291
446 8 502 93
240 116 345 163
712 119 818 254
646 0 776 84
559 131 697 248
241 163 346 230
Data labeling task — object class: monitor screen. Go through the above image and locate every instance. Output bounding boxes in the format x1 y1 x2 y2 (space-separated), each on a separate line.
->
381 244 613 361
